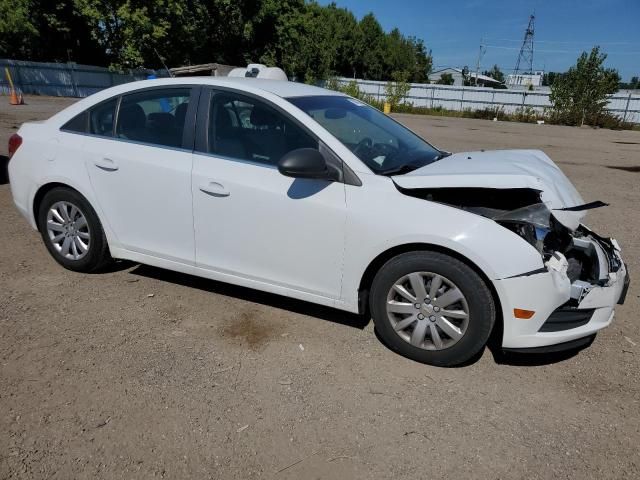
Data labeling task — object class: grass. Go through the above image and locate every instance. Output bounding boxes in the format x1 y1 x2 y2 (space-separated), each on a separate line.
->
389 103 638 130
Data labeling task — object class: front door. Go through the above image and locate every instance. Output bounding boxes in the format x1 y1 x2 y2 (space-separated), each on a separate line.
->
191 89 346 300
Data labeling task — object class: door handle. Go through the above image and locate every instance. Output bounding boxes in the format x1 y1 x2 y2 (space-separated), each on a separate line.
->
94 157 119 171
199 181 230 197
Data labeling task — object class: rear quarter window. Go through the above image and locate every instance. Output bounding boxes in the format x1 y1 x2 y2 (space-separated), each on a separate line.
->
61 110 89 133
90 98 118 137
60 98 118 138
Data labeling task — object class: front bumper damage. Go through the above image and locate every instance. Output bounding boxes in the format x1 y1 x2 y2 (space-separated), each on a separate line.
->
494 226 629 350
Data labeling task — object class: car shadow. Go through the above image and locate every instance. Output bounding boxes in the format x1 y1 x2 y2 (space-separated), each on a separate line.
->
128 264 370 331
101 259 137 273
124 263 592 366
286 178 330 199
1 155 8 185
490 347 586 366
373 314 588 368
486 322 590 366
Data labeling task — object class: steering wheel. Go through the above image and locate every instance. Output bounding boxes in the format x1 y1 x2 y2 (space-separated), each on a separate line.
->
353 137 373 157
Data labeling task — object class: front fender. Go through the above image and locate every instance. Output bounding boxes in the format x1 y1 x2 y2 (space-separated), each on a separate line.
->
341 175 544 311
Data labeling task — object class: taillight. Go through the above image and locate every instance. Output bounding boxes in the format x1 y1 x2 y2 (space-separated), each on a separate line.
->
8 133 22 159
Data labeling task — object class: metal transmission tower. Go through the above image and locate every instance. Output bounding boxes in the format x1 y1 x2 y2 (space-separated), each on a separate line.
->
513 14 535 75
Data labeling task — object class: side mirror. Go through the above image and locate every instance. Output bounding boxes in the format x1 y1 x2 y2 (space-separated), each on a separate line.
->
278 148 334 180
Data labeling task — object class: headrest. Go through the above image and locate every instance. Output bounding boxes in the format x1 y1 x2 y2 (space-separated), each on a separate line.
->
214 105 234 131
147 112 176 131
118 104 146 132
175 102 188 125
250 105 278 127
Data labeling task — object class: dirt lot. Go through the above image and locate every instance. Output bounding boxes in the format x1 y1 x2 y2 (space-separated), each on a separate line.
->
1 96 639 479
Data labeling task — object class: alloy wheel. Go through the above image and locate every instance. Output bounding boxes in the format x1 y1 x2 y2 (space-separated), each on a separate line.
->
46 201 91 260
386 272 470 350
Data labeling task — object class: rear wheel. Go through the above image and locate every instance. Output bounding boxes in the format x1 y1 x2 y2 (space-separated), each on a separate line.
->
37 187 112 272
370 251 495 367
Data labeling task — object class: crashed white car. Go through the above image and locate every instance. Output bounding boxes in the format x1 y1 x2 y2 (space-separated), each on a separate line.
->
7 78 629 366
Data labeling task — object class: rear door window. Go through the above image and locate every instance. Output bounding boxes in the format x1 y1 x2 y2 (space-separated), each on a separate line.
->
116 88 191 148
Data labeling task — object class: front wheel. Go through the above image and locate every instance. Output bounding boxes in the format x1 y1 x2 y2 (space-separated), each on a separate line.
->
370 251 495 367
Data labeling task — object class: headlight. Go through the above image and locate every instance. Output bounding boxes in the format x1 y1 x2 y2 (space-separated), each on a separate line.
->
496 220 548 253
492 203 554 255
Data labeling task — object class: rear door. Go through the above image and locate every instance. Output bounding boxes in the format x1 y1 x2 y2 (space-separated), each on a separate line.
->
191 88 347 300
83 86 199 263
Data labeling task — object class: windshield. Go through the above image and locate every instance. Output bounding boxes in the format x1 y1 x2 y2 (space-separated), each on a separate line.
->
287 95 444 175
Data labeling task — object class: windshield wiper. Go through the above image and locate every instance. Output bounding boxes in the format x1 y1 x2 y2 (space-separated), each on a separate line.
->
434 151 452 161
379 151 450 176
378 164 421 176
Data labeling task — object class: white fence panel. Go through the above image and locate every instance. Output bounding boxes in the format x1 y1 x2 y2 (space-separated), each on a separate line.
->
335 78 640 123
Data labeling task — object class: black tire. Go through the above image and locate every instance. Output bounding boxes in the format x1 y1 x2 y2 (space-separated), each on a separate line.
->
370 251 495 367
37 187 112 272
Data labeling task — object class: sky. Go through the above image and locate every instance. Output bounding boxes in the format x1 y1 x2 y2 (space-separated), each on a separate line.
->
318 0 640 80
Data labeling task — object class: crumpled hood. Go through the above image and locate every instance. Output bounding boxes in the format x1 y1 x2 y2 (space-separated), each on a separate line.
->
392 149 586 229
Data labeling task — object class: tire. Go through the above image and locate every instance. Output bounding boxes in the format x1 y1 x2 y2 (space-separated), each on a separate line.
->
370 251 495 367
37 187 112 272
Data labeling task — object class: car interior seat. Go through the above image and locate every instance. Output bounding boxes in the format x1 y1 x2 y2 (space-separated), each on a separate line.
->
212 103 248 159
117 104 147 142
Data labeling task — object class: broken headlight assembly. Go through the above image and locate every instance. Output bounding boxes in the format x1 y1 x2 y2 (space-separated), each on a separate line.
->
492 203 554 255
492 203 621 302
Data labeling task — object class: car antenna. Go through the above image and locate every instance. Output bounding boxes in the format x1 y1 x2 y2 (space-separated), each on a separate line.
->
154 48 174 78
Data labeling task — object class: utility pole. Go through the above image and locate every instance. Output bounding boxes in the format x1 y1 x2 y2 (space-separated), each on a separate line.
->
475 39 486 86
513 14 535 82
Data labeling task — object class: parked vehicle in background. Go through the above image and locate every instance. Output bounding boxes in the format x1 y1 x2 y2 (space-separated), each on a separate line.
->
7 77 629 366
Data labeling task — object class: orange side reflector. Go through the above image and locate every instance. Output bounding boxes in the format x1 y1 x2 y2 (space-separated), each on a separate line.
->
514 308 536 319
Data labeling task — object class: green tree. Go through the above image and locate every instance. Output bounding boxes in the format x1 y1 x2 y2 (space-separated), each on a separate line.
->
483 64 504 83
0 0 36 59
384 70 411 108
1 0 432 82
357 13 385 80
316 3 361 80
550 46 620 126
0 0 104 64
409 37 432 83
242 0 307 79
619 76 639 89
436 72 454 85
76 0 201 69
380 29 432 82
542 71 560 87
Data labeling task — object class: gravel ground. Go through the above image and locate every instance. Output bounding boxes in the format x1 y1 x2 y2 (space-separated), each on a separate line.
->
1 96 639 479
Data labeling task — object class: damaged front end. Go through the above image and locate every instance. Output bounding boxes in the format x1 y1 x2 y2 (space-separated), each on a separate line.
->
398 185 629 342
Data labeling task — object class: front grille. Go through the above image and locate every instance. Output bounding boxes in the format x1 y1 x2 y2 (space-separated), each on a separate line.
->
538 307 595 332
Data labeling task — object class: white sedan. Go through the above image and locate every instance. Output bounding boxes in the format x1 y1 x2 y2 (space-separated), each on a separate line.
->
7 78 629 366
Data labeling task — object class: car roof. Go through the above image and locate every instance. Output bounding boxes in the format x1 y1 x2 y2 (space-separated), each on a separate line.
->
47 76 346 126
122 76 345 98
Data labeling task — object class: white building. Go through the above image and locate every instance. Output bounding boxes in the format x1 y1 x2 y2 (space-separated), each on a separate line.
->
428 68 504 88
506 71 544 88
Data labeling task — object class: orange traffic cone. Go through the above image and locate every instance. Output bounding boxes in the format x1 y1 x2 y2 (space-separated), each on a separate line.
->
9 89 20 105
5 67 23 105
